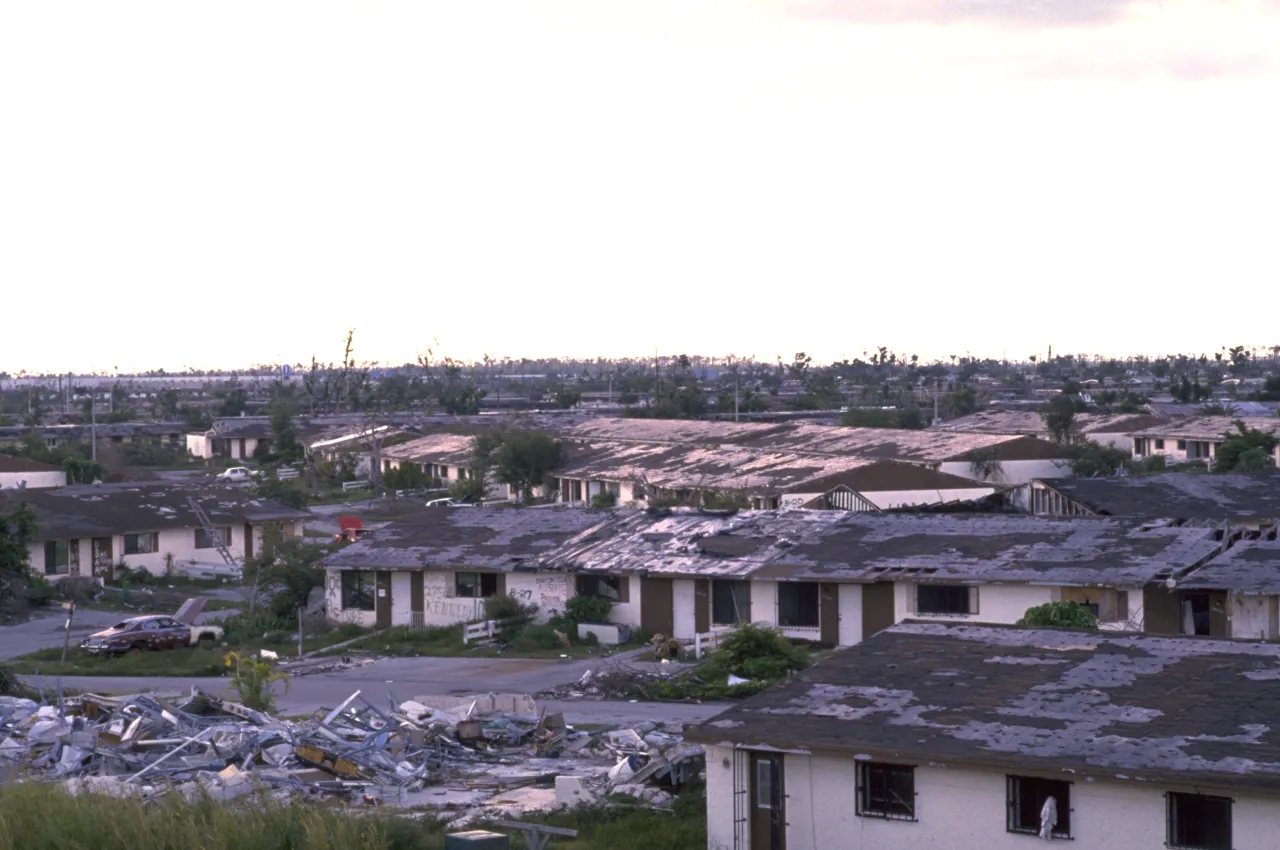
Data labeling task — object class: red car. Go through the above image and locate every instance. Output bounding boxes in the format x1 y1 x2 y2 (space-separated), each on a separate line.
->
81 615 194 655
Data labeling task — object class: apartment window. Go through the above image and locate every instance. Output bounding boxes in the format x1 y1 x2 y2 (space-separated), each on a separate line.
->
194 527 231 549
123 533 159 555
575 574 629 603
44 540 70 576
455 572 499 598
440 466 450 478
340 571 376 611
712 580 751 625
1167 793 1231 849
856 762 916 821
1155 438 1166 450
1177 440 1187 451
1007 776 1071 838
916 585 978 616
778 582 819 628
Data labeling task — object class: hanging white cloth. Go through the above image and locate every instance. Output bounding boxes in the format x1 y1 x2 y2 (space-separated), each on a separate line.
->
1182 600 1196 635
1039 796 1058 840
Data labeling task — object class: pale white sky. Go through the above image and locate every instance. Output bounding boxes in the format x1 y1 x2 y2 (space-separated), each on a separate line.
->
3 0 1278 373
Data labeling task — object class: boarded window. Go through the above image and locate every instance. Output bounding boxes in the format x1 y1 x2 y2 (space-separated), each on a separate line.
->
455 572 499 598
712 580 751 625
123 533 159 555
340 571 376 611
44 540 70 576
778 582 819 628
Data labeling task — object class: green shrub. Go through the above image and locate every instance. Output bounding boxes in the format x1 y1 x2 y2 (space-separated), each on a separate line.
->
219 611 294 645
1017 601 1098 629
484 594 528 621
336 622 367 638
505 624 565 652
566 594 613 625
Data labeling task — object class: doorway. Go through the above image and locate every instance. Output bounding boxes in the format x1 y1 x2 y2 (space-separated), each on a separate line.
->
375 571 392 629
750 752 786 850
819 583 839 644
640 577 674 637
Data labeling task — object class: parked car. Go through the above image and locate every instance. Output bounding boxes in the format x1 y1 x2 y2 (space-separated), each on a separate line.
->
216 466 260 483
425 497 478 508
81 615 224 655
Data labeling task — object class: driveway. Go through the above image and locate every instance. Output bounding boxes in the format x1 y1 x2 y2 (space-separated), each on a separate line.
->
26 654 732 727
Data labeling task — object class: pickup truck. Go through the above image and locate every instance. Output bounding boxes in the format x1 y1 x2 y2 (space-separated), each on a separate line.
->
81 615 225 655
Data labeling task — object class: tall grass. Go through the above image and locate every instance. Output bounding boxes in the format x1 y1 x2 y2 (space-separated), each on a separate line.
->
0 784 706 850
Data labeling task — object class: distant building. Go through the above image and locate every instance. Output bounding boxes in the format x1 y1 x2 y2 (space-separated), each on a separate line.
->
1129 417 1280 467
688 622 1280 850
1030 472 1280 527
0 454 66 490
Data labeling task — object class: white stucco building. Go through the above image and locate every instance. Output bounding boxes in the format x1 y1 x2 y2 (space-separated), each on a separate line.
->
688 622 1280 850
1129 416 1280 467
1 482 308 581
0 454 67 490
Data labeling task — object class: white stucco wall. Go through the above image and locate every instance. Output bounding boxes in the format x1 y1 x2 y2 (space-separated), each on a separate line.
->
606 575 641 627
391 571 412 626
704 747 1280 850
323 569 378 628
838 583 863 646
939 458 1072 486
0 470 67 489
750 581 778 629
186 433 211 459
420 570 486 626
673 579 697 639
894 582 1055 626
1231 593 1277 640
507 572 571 620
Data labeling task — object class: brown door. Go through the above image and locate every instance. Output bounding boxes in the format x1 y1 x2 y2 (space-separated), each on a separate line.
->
820 583 840 644
640 577 674 637
243 524 253 560
1208 590 1230 637
375 571 392 629
694 580 711 634
1143 585 1181 635
750 752 786 850
862 582 896 640
495 574 507 599
238 438 247 458
410 571 424 618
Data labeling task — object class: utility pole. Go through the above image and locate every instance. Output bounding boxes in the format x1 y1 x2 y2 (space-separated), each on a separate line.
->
90 391 97 462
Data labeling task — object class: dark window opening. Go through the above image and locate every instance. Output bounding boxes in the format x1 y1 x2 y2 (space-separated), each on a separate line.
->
195 527 230 549
1007 775 1071 838
1134 438 1145 456
1155 438 1166 450
856 762 916 821
1168 792 1231 849
44 540 70 576
1177 439 1187 450
712 580 751 625
340 571 376 611
917 584 977 615
778 582 819 628
575 574 628 603
1181 592 1212 636
123 533 158 555
455 572 499 598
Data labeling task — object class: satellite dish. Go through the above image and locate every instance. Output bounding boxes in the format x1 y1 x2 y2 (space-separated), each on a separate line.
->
1165 578 1177 590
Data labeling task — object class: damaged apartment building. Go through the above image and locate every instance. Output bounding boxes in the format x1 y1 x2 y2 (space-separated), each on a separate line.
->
0 483 309 580
322 508 1237 645
688 622 1280 850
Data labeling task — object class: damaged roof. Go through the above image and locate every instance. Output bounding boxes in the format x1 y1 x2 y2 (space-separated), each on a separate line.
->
0 454 61 474
321 508 605 571
562 419 789 446
686 621 1280 794
1040 473 1280 521
936 410 1164 437
380 433 477 466
542 510 1223 584
731 423 1068 463
1180 528 1280 593
0 483 310 540
1129 416 1280 441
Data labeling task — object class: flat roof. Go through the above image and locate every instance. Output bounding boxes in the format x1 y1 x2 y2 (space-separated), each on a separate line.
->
1041 472 1280 520
1180 528 1280 593
0 454 61 474
380 433 476 465
936 410 1164 436
686 622 1280 794
1130 416 1280 441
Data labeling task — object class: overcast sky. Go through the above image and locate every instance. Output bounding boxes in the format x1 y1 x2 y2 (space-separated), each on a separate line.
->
3 0 1277 373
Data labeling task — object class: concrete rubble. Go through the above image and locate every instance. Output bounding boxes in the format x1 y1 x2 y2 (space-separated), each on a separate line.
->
0 688 704 821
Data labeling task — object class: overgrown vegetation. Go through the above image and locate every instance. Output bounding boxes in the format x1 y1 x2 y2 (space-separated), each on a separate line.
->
654 624 811 700
1017 601 1098 629
224 650 289 711
1214 421 1278 473
0 783 707 850
838 406 925 429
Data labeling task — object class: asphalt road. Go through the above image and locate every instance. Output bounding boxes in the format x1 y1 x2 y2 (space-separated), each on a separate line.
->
27 655 731 727
0 606 234 661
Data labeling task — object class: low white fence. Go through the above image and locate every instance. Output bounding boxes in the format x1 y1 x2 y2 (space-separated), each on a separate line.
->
682 626 736 660
342 480 370 492
277 467 300 481
462 617 521 645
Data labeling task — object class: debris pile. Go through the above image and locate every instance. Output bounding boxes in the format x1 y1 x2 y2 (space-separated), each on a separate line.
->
0 688 703 818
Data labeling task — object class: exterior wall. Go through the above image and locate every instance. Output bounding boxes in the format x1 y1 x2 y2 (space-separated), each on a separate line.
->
895 582 1055 626
185 433 212 459
507 572 571 620
1231 593 1278 640
421 570 485 626
702 750 1280 850
838 583 863 646
747 580 823 640
323 569 378 628
939 458 1072 486
859 487 995 510
0 470 67 489
1090 431 1138 451
673 579 697 639
605 575 642 627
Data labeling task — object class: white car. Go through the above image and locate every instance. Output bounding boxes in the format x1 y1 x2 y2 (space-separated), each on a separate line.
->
217 466 259 483
425 497 477 508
